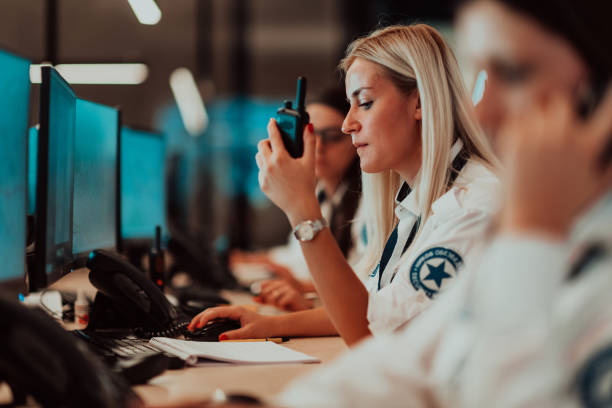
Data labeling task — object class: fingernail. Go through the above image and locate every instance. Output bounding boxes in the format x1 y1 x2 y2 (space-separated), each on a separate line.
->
307 123 314 133
219 334 228 341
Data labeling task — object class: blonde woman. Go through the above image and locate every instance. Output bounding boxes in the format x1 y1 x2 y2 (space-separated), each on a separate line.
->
189 24 500 346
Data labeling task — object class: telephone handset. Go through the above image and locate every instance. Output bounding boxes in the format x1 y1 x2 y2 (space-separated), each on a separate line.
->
87 249 189 337
0 296 139 408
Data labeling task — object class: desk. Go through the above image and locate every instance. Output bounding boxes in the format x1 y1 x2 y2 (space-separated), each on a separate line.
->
135 336 346 407
53 269 349 406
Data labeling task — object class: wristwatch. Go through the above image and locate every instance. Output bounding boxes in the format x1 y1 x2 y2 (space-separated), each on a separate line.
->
293 218 328 242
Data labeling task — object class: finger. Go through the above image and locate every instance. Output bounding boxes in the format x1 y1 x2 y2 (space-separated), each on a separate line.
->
192 306 246 329
260 282 285 298
257 139 272 160
276 292 297 310
255 152 263 169
267 118 288 156
302 123 316 166
219 327 250 341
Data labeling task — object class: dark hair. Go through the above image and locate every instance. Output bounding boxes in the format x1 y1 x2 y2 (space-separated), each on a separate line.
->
308 85 350 116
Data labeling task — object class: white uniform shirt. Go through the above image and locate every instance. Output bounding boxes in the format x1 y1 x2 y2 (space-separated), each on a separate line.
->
366 157 500 335
457 189 612 408
276 190 612 408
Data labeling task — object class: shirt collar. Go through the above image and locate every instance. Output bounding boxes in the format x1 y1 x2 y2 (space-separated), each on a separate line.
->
394 139 465 221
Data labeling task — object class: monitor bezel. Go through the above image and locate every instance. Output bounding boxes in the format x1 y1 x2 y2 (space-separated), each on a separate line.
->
31 66 76 292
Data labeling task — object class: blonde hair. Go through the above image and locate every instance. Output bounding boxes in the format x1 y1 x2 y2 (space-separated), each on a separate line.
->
340 24 499 278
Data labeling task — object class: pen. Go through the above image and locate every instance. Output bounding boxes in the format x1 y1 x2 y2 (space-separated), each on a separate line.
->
220 337 289 344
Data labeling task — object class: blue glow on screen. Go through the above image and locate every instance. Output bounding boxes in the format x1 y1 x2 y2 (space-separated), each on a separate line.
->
121 127 166 240
0 49 30 284
73 99 118 254
44 68 76 275
27 126 38 215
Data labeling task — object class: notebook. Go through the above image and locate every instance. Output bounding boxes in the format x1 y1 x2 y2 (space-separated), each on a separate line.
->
149 337 321 366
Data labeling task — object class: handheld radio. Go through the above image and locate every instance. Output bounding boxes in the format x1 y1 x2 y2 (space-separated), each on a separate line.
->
275 77 310 158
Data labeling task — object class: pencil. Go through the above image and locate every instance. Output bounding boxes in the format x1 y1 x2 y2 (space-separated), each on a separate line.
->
220 337 289 344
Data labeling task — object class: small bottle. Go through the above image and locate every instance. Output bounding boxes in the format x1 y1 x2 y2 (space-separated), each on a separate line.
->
74 289 90 329
149 225 166 290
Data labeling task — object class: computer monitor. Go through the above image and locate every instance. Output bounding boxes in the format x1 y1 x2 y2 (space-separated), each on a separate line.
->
31 66 76 292
119 126 166 251
0 49 30 296
27 125 38 216
72 99 119 264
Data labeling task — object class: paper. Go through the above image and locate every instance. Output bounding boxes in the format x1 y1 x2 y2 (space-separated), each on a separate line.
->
149 337 321 366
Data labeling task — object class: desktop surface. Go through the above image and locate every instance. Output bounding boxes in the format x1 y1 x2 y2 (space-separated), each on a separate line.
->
0 49 30 294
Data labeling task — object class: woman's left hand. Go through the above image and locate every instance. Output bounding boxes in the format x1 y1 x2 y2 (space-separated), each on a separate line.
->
256 119 321 226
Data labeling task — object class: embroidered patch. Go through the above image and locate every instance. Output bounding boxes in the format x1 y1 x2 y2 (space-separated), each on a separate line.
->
578 345 612 408
410 247 463 298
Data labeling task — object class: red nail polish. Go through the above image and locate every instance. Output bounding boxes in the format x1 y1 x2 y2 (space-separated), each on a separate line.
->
307 123 313 133
219 334 228 341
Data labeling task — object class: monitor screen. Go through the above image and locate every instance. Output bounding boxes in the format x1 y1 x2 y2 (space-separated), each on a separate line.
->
27 125 38 216
0 49 30 295
73 99 119 257
31 66 76 291
120 127 166 244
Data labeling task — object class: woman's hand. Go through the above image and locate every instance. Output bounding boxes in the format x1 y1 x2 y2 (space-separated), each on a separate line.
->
254 279 314 311
256 119 321 226
498 87 612 238
187 306 279 340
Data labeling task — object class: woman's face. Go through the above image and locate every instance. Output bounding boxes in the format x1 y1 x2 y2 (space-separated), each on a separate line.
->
307 103 356 183
342 58 422 178
456 0 588 146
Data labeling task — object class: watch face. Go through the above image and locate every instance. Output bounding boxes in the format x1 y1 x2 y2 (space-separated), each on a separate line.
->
301 224 314 241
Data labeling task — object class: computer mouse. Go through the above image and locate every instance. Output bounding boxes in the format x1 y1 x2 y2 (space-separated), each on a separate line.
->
184 318 241 342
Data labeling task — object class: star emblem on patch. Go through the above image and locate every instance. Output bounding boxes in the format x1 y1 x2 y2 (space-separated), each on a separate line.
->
410 247 463 298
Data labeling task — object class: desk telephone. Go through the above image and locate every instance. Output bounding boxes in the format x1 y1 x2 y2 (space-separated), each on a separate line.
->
86 249 191 337
0 296 139 407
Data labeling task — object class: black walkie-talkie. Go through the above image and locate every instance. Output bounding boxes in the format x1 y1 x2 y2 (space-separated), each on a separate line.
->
276 77 310 158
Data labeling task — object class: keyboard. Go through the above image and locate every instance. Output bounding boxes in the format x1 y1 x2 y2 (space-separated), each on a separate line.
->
73 330 161 359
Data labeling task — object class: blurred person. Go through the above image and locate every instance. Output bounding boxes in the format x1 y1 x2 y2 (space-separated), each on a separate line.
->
262 1 610 407
189 24 500 345
233 85 363 311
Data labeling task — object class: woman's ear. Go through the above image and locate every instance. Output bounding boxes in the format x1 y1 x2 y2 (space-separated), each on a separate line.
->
413 91 422 120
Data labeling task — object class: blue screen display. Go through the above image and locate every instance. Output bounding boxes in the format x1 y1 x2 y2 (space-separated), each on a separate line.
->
73 99 118 254
0 49 30 285
121 127 166 240
27 125 38 215
43 68 76 276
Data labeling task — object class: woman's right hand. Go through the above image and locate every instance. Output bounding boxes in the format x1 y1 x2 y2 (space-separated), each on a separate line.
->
187 306 279 340
256 119 321 226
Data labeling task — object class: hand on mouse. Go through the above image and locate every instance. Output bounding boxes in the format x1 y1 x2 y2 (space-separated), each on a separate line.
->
187 306 279 340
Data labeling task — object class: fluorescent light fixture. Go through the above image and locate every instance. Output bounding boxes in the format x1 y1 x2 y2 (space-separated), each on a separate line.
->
472 69 487 106
127 0 162 25
30 63 149 85
170 68 209 137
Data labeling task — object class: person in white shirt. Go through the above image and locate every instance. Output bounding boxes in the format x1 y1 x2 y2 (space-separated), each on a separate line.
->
270 1 612 407
188 24 500 345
